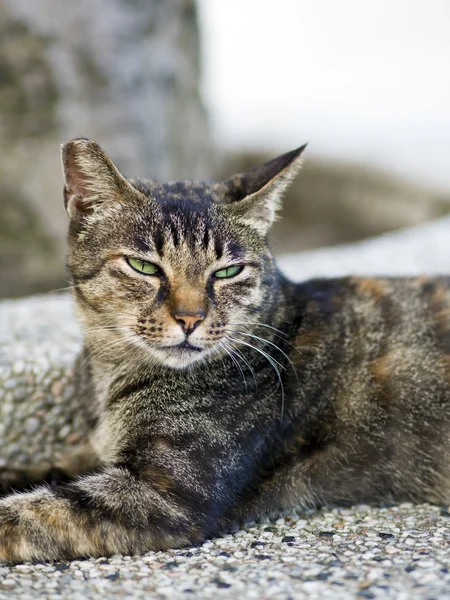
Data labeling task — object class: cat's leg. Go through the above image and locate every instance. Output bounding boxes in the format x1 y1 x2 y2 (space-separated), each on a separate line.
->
0 463 212 562
0 443 100 494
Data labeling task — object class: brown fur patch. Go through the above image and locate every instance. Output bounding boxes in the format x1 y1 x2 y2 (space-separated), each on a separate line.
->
439 355 450 372
371 352 395 381
284 434 309 456
412 276 433 287
142 468 175 495
351 277 389 300
295 328 324 352
434 308 450 322
30 498 107 558
428 285 450 344
434 309 450 335
33 500 72 530
429 284 448 312
0 523 20 563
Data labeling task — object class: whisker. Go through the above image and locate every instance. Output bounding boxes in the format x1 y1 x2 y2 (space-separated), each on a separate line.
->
228 335 285 370
34 282 85 298
234 331 299 385
76 326 152 373
218 341 248 393
232 321 288 338
222 340 257 388
231 321 302 357
41 282 78 295
83 326 122 335
228 335 286 421
76 337 127 373
32 295 75 304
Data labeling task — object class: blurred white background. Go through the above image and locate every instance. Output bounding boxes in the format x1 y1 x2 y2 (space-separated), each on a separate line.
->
198 0 450 190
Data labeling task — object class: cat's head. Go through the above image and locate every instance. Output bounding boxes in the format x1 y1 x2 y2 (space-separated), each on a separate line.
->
62 139 305 369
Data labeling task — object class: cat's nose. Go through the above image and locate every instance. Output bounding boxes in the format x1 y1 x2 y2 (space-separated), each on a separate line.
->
173 312 205 335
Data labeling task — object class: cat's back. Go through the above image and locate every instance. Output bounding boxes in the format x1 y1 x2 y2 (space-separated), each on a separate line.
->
284 275 450 504
291 274 450 363
289 274 450 406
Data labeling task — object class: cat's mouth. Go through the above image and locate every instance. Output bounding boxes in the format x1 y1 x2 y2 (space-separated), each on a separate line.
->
161 341 204 353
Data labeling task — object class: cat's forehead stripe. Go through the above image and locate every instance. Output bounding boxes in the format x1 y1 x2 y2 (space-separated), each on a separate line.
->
142 224 242 261
152 227 164 257
203 228 210 251
169 216 181 247
130 184 247 263
214 236 224 259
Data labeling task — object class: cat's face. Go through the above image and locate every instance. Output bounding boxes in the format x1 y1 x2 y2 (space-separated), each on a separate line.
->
68 186 272 368
62 139 305 369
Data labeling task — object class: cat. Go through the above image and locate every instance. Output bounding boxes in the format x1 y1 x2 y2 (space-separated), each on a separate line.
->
1 138 450 563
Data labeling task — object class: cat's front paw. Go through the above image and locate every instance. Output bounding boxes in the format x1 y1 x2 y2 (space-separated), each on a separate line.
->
0 489 62 563
0 485 113 562
0 496 23 563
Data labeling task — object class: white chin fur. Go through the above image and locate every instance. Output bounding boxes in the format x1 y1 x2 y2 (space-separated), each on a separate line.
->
150 348 209 369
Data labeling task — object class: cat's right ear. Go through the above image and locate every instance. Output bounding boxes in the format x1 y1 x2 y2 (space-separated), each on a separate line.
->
61 138 137 220
215 145 306 235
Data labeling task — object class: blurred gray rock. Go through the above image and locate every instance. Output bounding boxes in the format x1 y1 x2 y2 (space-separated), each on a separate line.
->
0 0 211 298
278 215 450 281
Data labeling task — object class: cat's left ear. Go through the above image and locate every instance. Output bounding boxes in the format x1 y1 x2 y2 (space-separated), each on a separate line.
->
61 138 140 220
216 144 307 234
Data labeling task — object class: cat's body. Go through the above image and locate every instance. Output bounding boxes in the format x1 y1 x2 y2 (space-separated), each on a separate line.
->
1 140 450 563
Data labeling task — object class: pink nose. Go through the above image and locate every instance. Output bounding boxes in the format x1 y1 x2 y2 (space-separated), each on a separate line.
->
173 312 205 334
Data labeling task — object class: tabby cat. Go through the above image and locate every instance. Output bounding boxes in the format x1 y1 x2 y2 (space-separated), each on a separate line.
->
1 139 450 563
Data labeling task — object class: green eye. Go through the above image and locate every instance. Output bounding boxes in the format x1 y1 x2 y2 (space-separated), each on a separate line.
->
214 265 243 279
127 257 159 275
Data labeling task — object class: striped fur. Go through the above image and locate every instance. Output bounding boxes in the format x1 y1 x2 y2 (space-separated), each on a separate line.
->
1 141 450 562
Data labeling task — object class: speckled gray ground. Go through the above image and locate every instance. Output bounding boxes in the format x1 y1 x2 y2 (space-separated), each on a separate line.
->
0 503 449 599
2 218 450 599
